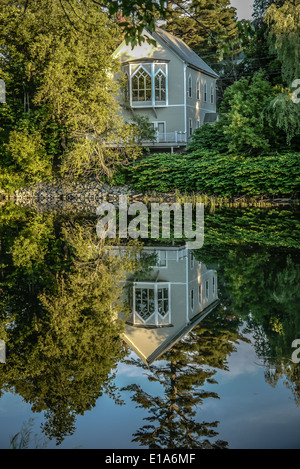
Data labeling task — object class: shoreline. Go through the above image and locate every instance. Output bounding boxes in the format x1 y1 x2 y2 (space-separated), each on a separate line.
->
0 179 298 213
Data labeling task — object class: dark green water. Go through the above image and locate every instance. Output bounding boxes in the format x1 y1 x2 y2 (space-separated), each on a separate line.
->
0 201 299 449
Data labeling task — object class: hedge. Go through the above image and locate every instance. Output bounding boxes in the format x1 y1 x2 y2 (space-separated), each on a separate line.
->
125 151 300 198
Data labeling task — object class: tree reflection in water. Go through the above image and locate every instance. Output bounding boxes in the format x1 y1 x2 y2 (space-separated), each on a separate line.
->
0 204 141 444
122 310 245 449
0 202 299 447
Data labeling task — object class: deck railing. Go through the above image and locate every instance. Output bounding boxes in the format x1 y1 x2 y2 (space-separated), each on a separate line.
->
143 131 187 145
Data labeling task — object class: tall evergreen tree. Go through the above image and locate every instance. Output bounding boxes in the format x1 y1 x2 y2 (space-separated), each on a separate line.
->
163 0 241 65
238 0 282 85
122 311 243 449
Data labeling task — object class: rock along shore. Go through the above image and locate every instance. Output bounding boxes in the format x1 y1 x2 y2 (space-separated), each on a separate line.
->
1 179 295 214
6 179 176 214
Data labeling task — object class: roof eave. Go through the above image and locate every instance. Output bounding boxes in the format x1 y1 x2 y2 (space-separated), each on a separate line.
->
186 62 219 79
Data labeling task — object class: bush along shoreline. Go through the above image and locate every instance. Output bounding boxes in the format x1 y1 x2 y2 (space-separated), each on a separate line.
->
122 150 300 200
0 149 299 209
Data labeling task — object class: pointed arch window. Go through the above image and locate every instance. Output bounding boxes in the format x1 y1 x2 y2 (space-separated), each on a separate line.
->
123 62 168 106
155 69 166 102
158 287 169 317
210 83 214 104
135 287 155 320
132 66 152 102
196 78 200 100
133 284 171 326
204 81 207 102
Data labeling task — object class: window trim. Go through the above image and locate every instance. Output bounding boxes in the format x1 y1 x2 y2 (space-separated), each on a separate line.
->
157 249 167 268
131 65 152 103
154 68 167 103
132 282 171 326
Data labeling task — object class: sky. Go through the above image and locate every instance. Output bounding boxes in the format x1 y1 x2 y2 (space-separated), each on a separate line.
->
230 0 254 20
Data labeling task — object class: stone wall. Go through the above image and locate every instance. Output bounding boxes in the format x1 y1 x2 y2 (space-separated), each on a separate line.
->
9 180 176 214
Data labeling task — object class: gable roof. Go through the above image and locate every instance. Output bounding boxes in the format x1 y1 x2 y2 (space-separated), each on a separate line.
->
152 27 219 79
122 299 220 366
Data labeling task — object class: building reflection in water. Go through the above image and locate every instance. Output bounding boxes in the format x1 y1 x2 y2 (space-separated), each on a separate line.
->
120 245 219 365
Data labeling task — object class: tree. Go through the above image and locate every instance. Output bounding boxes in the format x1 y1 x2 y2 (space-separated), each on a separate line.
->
238 0 282 86
0 205 142 444
122 309 243 448
265 0 300 85
163 0 242 65
262 0 300 145
218 71 280 154
252 0 278 20
0 0 141 190
130 115 157 145
0 0 169 46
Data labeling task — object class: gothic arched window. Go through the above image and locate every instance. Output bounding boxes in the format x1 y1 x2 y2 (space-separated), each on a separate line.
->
155 69 166 102
132 66 152 102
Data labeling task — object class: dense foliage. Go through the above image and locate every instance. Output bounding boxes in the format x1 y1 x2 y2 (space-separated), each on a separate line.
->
125 151 300 198
163 0 242 63
1 202 299 445
0 204 144 443
0 0 142 193
187 70 300 155
0 0 299 198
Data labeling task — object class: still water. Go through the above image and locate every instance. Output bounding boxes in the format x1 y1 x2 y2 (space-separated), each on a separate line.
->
0 201 299 449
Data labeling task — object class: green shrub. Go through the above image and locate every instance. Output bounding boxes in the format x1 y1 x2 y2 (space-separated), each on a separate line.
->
187 122 228 153
125 151 300 197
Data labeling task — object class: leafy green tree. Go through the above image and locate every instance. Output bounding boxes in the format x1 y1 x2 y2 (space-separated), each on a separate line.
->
218 71 281 154
238 0 281 84
0 0 141 191
130 115 157 145
0 205 142 444
0 0 169 46
265 0 300 85
264 88 300 145
186 122 228 153
262 0 300 145
5 122 53 184
195 238 300 405
212 21 253 104
198 242 300 361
